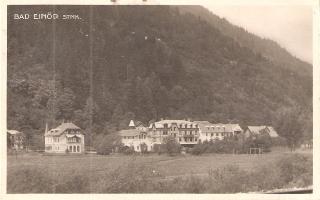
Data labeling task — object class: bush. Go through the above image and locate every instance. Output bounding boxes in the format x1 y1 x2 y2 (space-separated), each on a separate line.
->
277 154 312 187
93 133 121 155
123 147 135 155
191 138 241 155
140 143 148 154
190 143 207 155
162 136 181 156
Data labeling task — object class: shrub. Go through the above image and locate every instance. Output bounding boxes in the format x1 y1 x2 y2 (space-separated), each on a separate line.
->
190 143 207 155
162 136 181 156
93 133 122 155
123 146 135 155
207 165 249 193
277 154 312 187
140 143 148 154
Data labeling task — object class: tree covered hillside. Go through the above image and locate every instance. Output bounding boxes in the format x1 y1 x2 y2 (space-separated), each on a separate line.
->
7 6 312 148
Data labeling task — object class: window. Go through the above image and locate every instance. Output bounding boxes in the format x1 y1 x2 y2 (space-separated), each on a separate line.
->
216 133 219 136
206 133 208 136
163 131 168 135
179 138 181 142
73 146 76 152
124 136 127 139
69 146 72 152
195 138 198 141
211 133 213 137
77 146 80 152
137 146 139 150
185 124 187 128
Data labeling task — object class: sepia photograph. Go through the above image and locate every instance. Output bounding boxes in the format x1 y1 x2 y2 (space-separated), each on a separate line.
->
4 0 318 196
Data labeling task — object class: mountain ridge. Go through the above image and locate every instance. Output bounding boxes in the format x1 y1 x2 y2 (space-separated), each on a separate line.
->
177 5 312 76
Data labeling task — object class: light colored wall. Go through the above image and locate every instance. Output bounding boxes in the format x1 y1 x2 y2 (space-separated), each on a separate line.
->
45 133 85 153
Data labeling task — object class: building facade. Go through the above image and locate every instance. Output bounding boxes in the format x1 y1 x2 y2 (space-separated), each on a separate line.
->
44 122 85 153
119 119 249 152
119 121 151 152
148 119 200 146
7 130 25 150
195 121 243 142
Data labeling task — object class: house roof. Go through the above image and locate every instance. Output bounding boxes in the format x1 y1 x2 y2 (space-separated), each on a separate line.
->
149 119 197 129
267 126 279 138
45 122 82 136
135 121 145 127
129 120 135 127
247 126 266 135
194 122 243 133
247 126 279 137
118 129 141 137
7 130 22 135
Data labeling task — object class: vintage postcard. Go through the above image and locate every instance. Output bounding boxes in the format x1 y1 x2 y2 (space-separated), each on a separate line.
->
1 0 319 199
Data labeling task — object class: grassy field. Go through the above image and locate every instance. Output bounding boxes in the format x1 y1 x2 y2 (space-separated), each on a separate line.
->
7 147 312 193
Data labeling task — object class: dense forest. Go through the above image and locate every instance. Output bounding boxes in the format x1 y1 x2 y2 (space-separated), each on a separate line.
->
7 6 312 149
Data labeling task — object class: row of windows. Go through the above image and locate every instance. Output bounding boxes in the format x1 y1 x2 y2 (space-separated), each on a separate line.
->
163 124 198 129
46 137 60 143
123 135 146 139
66 130 81 134
68 145 80 152
178 137 198 142
163 130 198 135
67 137 81 143
205 133 232 137
206 126 225 130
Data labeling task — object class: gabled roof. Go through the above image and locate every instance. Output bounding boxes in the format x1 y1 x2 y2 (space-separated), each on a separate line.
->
119 129 141 137
247 126 266 135
129 120 135 127
194 121 243 133
149 119 197 129
247 126 279 138
135 121 145 127
45 122 82 136
7 130 23 135
266 126 279 138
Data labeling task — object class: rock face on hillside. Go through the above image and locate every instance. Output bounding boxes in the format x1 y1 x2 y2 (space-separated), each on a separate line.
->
7 5 312 144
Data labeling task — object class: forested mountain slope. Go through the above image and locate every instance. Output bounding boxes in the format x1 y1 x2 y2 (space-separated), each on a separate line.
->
7 6 312 147
178 5 312 76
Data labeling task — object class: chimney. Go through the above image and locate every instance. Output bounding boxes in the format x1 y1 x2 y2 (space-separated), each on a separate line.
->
45 122 48 135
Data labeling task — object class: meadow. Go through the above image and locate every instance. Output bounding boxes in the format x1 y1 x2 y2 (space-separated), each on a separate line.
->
7 148 312 193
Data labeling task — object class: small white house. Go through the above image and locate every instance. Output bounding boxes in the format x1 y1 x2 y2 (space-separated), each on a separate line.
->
7 130 25 150
119 120 153 152
44 122 85 153
195 121 243 142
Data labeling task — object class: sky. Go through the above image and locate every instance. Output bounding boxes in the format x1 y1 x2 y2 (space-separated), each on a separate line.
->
203 5 313 63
